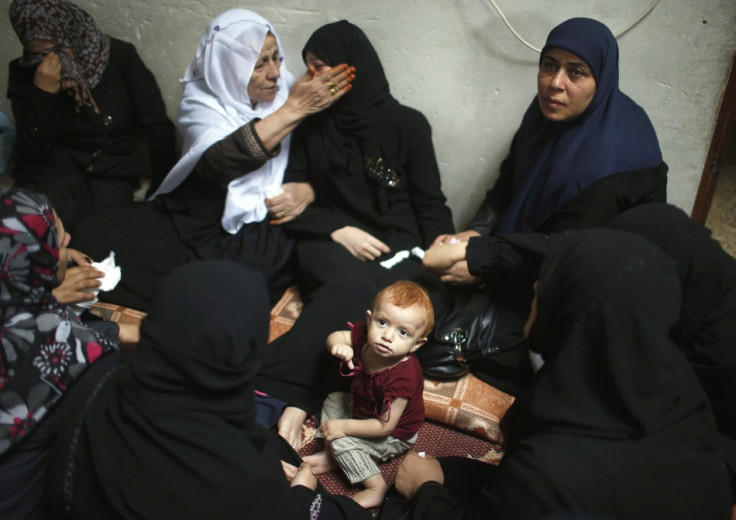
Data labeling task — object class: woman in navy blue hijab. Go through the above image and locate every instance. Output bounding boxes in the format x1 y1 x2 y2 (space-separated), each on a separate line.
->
498 17 663 234
420 18 667 394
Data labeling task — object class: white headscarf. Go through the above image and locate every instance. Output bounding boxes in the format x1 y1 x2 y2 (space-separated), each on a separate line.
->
152 9 295 234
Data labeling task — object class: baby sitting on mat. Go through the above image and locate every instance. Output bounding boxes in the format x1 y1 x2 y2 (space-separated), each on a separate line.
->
304 280 433 509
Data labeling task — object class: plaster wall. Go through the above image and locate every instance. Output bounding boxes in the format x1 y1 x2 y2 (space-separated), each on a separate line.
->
1 0 734 227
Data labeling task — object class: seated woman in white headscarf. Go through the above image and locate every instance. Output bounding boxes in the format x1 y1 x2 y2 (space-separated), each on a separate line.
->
72 9 353 310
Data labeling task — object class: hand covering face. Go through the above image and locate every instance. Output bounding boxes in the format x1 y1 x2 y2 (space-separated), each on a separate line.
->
301 21 401 190
10 0 111 112
0 187 116 456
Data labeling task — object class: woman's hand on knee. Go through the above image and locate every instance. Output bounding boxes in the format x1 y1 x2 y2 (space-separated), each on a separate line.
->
330 226 390 261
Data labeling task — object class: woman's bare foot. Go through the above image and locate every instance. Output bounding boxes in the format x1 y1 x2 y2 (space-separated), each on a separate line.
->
303 450 338 475
352 474 388 509
278 406 307 451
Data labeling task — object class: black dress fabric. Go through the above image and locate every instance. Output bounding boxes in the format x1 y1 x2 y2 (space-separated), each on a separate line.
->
390 230 731 520
71 121 295 311
7 36 176 228
609 203 736 484
255 21 454 413
51 260 370 520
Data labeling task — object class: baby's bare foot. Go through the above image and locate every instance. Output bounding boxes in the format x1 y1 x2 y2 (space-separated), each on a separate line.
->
303 450 338 475
351 487 387 509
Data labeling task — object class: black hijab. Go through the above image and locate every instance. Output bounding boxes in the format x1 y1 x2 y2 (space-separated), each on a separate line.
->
302 21 401 189
487 230 731 519
520 229 707 439
82 260 300 518
609 202 736 468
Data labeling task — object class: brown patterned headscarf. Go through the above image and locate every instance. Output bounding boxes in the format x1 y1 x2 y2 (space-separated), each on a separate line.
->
9 0 111 112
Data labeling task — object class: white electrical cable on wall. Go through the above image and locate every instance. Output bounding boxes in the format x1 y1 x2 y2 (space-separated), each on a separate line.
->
481 0 662 52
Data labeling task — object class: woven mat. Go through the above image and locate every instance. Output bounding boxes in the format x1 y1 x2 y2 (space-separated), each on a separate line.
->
298 417 503 497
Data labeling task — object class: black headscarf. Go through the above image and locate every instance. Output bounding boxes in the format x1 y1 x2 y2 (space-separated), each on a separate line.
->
489 230 731 518
302 21 401 190
521 229 707 438
81 260 301 518
609 202 736 468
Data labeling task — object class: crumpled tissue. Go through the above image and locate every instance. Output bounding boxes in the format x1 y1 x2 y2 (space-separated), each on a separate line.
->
72 251 122 314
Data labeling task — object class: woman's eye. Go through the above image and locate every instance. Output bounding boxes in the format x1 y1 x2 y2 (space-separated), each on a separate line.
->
571 68 584 78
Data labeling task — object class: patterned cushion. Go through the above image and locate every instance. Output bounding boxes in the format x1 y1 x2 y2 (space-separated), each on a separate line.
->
423 374 514 443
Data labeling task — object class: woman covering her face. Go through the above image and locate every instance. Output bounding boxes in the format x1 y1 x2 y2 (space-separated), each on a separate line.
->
71 9 352 311
0 187 118 519
391 230 731 519
47 260 371 520
7 0 176 228
421 18 667 395
253 21 455 449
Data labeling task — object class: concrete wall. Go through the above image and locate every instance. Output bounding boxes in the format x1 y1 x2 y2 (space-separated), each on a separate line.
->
1 0 735 227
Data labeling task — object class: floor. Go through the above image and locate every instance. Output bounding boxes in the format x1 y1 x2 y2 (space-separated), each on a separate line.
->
706 130 736 259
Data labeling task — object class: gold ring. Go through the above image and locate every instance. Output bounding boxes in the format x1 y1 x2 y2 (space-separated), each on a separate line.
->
328 81 335 88
330 87 337 95
278 211 285 218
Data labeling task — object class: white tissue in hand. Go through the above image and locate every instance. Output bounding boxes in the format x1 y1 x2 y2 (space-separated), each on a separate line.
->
264 185 283 199
71 252 121 313
91 251 122 292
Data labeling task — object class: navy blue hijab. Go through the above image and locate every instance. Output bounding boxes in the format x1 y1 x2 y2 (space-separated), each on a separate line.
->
497 18 662 234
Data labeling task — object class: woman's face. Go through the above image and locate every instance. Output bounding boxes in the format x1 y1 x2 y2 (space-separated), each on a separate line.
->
304 51 329 75
247 33 281 106
537 47 596 122
53 210 71 282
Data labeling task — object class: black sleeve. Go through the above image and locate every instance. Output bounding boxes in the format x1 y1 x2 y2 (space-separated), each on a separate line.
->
7 59 65 161
407 482 464 520
116 41 177 192
465 234 548 284
194 119 280 187
469 134 518 235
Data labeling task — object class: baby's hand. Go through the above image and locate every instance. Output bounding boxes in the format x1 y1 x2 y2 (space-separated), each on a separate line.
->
320 419 347 441
330 343 354 370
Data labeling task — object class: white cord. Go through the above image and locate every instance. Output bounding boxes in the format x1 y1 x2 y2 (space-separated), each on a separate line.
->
480 0 662 53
